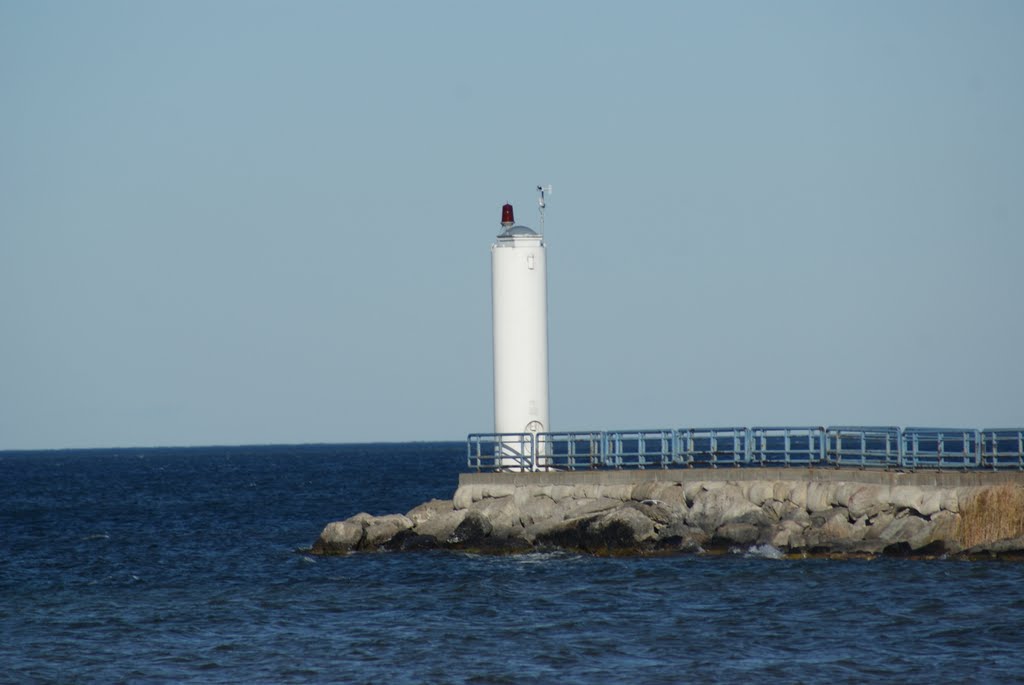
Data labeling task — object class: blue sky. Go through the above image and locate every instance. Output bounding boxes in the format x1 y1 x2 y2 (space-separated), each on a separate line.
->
2 2 1021 450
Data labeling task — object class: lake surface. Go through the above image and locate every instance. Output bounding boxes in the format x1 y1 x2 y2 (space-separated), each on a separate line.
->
2 443 1022 683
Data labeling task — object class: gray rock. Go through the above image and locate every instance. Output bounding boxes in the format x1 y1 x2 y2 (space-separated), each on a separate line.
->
805 482 835 513
686 484 762 532
656 519 710 550
560 497 621 521
908 510 959 553
760 499 786 522
769 519 807 550
804 508 858 550
517 494 558 527
878 514 930 547
413 508 467 540
469 495 522 537
452 484 482 510
383 530 439 551
312 512 377 554
962 535 1024 557
315 477 998 558
533 506 658 554
774 481 808 510
594 507 656 541
446 510 493 547
846 485 892 520
363 514 413 549
715 522 761 546
889 486 927 515
406 499 454 526
532 514 602 551
313 517 365 554
741 481 776 507
632 481 688 509
629 499 684 526
779 502 811 526
863 511 896 540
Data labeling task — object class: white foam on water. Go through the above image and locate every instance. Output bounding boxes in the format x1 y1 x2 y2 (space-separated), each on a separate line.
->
743 544 785 560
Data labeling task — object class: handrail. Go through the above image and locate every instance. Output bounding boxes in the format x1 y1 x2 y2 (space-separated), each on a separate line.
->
467 425 1024 471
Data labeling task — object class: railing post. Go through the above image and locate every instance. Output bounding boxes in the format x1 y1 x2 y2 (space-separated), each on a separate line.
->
1018 430 1024 471
973 429 981 469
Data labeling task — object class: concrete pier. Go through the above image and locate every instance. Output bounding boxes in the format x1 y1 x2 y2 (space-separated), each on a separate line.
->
311 466 1024 558
460 467 1024 489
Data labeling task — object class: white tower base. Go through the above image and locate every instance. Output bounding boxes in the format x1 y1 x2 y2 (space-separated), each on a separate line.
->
491 204 550 471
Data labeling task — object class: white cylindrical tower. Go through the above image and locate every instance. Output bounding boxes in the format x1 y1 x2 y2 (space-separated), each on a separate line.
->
491 202 550 470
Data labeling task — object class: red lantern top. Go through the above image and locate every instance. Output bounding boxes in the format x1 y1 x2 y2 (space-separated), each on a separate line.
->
501 203 514 227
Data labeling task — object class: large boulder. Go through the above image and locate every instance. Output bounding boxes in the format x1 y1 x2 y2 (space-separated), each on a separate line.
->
889 486 926 515
629 499 684 526
407 498 466 540
769 519 807 550
517 494 558 527
312 512 415 553
587 507 657 552
714 522 761 546
655 519 710 551
846 485 892 519
534 505 657 554
406 499 454 526
382 529 441 551
312 512 373 554
805 482 836 513
631 481 688 509
803 508 859 550
452 485 481 510
908 510 960 554
446 510 493 547
468 496 523 537
686 484 763 533
739 481 776 507
877 512 931 552
559 497 622 521
363 514 413 549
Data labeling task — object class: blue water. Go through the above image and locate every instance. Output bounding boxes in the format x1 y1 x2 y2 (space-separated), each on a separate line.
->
3 443 1023 684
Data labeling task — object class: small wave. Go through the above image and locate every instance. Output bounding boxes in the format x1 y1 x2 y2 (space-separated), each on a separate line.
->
510 550 581 564
742 544 785 560
83 533 110 541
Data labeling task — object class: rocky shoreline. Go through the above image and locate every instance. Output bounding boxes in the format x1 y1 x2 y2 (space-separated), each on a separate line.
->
311 476 1024 559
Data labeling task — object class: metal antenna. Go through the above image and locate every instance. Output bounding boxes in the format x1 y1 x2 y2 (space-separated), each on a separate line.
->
537 184 552 235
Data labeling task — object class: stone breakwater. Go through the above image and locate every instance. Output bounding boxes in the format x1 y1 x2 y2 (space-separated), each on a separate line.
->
311 471 1024 558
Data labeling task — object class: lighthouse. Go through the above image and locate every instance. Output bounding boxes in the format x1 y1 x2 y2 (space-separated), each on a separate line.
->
491 198 550 469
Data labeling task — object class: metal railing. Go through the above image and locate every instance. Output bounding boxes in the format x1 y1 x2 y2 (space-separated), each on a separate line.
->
467 425 1024 472
750 427 825 467
983 429 1024 470
680 427 749 467
826 426 902 469
902 428 981 470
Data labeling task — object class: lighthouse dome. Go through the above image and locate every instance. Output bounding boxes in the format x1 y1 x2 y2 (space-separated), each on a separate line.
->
498 225 539 238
